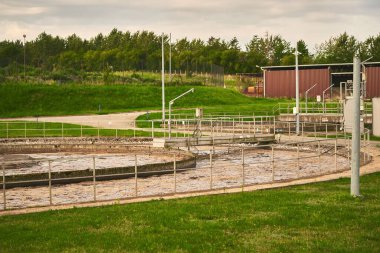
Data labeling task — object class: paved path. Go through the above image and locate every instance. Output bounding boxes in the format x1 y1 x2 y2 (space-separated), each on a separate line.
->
0 111 152 129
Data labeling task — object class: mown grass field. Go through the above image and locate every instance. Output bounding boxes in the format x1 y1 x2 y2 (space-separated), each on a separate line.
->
0 121 165 138
0 172 379 252
0 83 288 118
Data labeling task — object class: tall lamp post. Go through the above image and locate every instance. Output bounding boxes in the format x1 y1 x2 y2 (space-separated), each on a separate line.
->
294 48 301 135
168 88 194 138
23 34 26 80
162 33 165 123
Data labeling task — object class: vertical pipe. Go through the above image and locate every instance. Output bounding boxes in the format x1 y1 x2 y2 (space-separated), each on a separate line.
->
93 157 96 201
135 155 138 197
351 56 361 197
49 161 52 206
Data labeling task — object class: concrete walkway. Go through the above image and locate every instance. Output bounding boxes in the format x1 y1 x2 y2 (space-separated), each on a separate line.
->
0 111 152 130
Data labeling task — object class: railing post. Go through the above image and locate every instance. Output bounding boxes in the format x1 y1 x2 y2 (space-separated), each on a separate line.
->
2 165 6 210
242 148 245 190
325 124 328 139
25 122 27 138
151 121 154 138
288 122 290 136
43 122 46 139
135 155 138 197
61 122 64 139
297 143 300 178
335 139 338 172
210 151 213 189
271 146 275 182
49 161 52 206
133 121 136 138
93 157 96 201
174 154 177 194
6 122 9 139
273 117 276 135
314 123 317 140
318 141 321 174
80 125 83 138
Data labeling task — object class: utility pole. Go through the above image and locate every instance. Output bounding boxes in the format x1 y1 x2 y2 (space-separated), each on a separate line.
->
162 33 165 122
169 33 172 82
294 48 300 135
351 55 361 197
23 34 26 80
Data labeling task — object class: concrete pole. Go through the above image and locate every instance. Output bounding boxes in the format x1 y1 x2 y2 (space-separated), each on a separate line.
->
169 33 172 82
295 49 300 135
351 56 361 197
162 33 165 122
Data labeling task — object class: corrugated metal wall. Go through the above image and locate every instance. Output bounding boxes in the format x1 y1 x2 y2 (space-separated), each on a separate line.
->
265 68 330 98
366 66 380 98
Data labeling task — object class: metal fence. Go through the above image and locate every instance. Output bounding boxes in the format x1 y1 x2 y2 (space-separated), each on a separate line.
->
0 138 372 211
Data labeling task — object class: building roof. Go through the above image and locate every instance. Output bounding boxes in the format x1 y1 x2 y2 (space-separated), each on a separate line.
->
262 62 380 70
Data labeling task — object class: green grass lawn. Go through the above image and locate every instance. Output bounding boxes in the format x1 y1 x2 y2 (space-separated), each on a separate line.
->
0 173 379 252
0 83 289 118
0 121 164 138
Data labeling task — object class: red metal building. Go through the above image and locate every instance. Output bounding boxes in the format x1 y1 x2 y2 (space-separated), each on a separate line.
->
263 62 380 99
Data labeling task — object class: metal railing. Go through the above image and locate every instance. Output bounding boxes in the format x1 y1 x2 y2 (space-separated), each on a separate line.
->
1 138 370 211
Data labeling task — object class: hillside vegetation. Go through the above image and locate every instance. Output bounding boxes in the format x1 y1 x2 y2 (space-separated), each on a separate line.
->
0 83 285 118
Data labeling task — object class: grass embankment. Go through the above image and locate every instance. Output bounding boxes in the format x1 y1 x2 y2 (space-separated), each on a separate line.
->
0 121 164 138
0 173 379 252
0 83 287 118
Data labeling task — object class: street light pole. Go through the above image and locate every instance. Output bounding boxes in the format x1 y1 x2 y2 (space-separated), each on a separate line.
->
169 33 172 82
305 83 317 113
162 33 165 123
23 34 26 80
169 88 194 139
294 49 300 135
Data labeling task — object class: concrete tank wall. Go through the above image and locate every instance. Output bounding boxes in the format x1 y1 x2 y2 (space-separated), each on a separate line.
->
373 97 380 136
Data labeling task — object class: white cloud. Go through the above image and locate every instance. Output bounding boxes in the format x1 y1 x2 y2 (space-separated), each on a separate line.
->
0 0 379 50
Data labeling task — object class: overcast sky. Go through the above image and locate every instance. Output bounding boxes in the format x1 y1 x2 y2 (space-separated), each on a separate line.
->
1 0 379 51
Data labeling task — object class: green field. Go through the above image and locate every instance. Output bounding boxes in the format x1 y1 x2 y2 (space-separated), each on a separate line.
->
0 172 379 252
0 121 165 138
0 83 288 118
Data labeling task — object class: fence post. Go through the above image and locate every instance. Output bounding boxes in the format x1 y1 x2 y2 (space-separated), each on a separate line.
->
325 124 328 139
335 124 338 137
335 139 338 172
288 122 290 136
273 117 276 135
6 122 9 139
174 154 177 194
49 161 52 205
242 148 245 190
43 122 46 139
232 118 235 138
210 151 213 189
133 121 136 138
301 122 304 139
25 122 27 138
271 146 275 182
297 143 300 178
135 155 138 197
318 141 321 174
93 157 96 201
314 123 317 140
2 165 5 210
61 122 64 139
151 121 154 138
253 117 256 137
80 125 83 138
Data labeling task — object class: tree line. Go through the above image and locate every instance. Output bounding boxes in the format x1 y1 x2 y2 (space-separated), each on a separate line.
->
0 29 379 78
